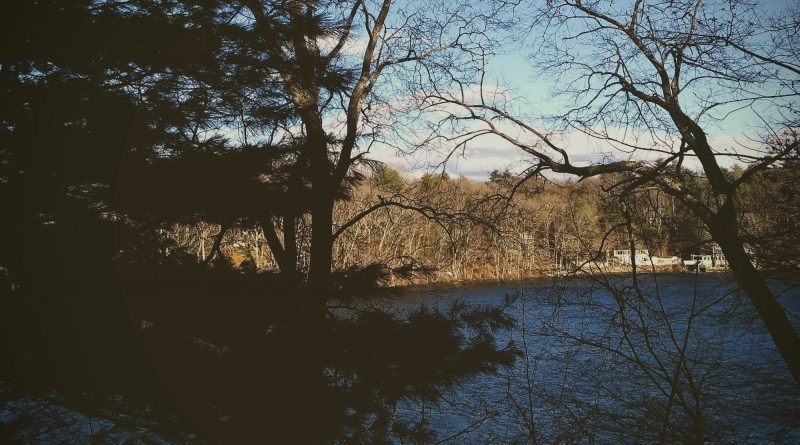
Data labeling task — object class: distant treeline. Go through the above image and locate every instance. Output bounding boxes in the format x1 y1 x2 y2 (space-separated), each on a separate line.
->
163 162 799 284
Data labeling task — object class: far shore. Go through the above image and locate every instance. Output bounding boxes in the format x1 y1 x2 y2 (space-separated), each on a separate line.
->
385 264 740 290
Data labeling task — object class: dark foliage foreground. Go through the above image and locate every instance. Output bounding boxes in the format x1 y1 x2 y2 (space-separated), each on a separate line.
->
0 221 514 444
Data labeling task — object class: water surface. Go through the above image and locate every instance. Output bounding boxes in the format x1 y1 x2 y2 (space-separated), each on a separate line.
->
394 273 800 443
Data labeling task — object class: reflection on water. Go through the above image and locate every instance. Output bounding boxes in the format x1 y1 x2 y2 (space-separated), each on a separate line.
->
397 273 800 443
0 260 515 444
2 271 799 443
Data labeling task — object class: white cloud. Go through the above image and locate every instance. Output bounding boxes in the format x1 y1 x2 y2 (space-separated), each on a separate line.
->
317 35 369 58
365 118 767 181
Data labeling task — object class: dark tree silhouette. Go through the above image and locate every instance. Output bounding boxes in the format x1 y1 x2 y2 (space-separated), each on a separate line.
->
0 1 515 442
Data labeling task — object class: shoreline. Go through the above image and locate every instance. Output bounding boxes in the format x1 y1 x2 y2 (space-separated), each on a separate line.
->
387 265 738 291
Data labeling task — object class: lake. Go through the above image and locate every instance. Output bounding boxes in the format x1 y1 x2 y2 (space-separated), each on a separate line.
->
2 272 798 443
392 272 800 443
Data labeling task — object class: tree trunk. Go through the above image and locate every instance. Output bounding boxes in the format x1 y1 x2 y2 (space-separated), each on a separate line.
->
202 224 228 266
261 217 297 282
283 213 298 281
310 198 334 293
708 216 800 386
686 123 800 386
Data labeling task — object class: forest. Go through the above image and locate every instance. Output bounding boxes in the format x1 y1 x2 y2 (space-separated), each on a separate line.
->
169 163 799 284
1 0 798 443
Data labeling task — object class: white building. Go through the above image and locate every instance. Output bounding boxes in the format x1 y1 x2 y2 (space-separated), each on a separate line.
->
609 249 680 266
609 249 651 265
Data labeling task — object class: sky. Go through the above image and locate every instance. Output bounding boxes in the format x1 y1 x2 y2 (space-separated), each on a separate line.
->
367 47 770 181
365 0 797 181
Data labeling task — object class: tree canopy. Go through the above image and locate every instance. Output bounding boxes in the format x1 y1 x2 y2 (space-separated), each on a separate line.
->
0 1 516 442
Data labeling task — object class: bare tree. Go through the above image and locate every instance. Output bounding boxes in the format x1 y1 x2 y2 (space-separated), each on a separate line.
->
503 262 798 443
417 0 800 385
238 0 507 291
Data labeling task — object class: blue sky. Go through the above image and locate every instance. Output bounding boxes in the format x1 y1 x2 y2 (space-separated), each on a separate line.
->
369 0 798 180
